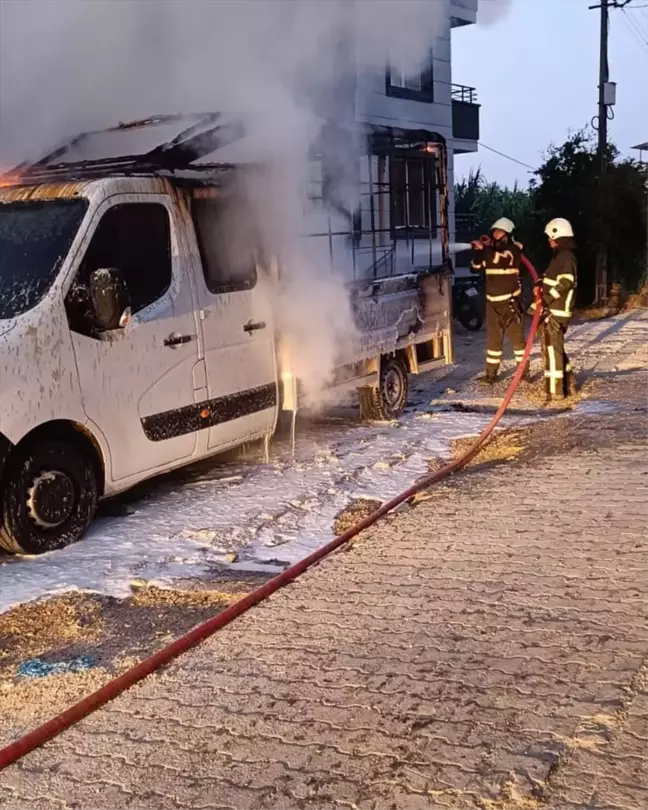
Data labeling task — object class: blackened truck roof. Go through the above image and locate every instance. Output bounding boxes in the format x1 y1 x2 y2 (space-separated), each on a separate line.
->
0 113 245 189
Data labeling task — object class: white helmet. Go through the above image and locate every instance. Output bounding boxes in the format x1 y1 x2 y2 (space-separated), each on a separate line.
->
545 218 574 239
491 217 515 234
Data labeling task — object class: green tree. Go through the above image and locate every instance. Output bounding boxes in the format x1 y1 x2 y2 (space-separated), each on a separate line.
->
455 132 647 305
533 130 648 305
454 168 542 272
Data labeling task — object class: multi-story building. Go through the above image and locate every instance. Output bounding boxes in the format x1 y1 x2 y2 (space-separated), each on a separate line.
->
309 0 479 281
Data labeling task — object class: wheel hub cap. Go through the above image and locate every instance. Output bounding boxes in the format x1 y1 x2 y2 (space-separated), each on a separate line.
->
384 369 402 407
26 471 75 529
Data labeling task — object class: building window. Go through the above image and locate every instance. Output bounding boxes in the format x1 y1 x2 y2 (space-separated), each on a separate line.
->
386 59 434 102
389 67 423 93
390 156 436 237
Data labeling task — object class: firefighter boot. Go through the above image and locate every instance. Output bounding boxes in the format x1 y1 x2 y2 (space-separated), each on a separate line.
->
543 378 552 405
544 386 566 406
564 370 575 397
480 368 498 386
543 379 565 405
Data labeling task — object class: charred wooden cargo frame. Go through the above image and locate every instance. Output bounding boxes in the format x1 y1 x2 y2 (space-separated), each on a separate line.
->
4 114 451 277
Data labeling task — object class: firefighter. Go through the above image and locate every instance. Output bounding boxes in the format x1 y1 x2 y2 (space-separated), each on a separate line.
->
471 217 529 384
534 217 577 401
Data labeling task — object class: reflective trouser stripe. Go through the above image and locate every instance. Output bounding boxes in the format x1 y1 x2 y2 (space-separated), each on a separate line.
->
487 350 503 357
486 357 500 365
549 309 573 318
487 290 520 302
546 345 563 394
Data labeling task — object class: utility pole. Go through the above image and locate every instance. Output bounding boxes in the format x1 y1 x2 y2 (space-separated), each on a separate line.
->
595 0 609 306
590 0 632 304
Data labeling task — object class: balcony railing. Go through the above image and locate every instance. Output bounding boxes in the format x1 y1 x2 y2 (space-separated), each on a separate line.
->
452 84 478 105
451 84 480 142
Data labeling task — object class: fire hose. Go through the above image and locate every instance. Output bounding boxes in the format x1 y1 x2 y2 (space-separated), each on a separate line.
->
0 258 541 771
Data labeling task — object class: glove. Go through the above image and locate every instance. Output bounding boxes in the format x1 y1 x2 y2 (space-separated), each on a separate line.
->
471 234 492 250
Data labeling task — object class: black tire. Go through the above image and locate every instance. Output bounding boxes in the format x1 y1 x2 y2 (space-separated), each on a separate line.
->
0 439 98 555
359 356 409 421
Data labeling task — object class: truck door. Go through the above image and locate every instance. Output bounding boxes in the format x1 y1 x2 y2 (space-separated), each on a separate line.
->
65 196 201 483
188 192 278 452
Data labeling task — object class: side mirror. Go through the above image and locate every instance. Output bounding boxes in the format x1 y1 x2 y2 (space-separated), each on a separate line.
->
88 268 131 331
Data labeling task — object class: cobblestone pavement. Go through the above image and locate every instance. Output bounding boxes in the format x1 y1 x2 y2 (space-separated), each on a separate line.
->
2 313 647 810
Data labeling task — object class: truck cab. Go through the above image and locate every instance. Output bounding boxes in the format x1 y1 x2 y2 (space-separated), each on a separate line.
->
0 174 279 555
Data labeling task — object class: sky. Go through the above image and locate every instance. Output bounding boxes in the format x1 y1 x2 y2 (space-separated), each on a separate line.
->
452 0 648 187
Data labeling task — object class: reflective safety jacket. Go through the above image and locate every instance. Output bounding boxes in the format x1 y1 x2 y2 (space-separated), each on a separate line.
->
470 240 523 303
540 238 577 323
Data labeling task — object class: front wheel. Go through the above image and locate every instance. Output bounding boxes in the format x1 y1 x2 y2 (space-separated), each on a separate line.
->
0 439 98 555
359 356 409 421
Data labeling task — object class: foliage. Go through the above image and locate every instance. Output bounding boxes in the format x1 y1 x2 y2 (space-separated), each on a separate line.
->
533 130 648 304
454 168 543 278
455 131 648 305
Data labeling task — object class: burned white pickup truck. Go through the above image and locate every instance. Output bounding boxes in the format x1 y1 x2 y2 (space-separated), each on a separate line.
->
0 114 454 554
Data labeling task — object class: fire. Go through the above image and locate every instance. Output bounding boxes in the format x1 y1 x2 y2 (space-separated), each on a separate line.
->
0 172 20 188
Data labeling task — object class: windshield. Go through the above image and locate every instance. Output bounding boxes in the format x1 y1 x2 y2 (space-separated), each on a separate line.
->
0 198 88 319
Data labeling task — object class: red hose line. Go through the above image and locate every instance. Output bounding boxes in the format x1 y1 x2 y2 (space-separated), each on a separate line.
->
0 263 542 771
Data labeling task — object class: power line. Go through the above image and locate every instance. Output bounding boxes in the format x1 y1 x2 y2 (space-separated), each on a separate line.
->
622 7 648 44
618 11 647 47
478 143 536 172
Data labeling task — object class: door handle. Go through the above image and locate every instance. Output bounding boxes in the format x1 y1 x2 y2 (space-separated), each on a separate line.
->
164 332 194 348
243 320 266 333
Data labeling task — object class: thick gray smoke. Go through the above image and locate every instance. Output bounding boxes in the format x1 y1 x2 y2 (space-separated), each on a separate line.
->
0 0 508 404
0 0 443 166
477 0 513 26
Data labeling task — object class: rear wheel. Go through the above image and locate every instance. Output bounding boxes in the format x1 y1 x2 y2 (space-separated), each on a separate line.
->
359 356 409 421
457 303 483 331
0 439 98 555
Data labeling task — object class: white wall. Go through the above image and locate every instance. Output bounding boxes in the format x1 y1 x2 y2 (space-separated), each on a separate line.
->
303 2 478 281
354 20 453 140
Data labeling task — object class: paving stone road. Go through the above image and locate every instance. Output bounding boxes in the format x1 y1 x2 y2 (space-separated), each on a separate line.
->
2 312 647 810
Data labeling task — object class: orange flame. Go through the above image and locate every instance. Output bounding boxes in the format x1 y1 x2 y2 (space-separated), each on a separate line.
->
0 171 21 188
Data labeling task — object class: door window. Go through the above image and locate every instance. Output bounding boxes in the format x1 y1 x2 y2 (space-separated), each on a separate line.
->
66 202 172 335
191 197 257 294
79 203 172 312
